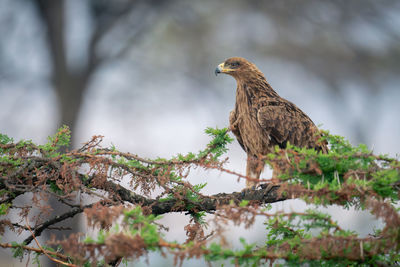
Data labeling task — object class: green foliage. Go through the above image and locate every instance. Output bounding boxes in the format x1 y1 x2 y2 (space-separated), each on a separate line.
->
239 200 250 207
83 236 96 244
187 182 207 203
265 209 356 248
38 125 71 157
0 133 13 145
32 252 42 267
0 155 22 167
82 206 163 261
32 246 55 267
0 203 11 215
191 211 207 225
372 168 399 200
205 238 270 266
266 130 400 205
201 130 400 266
123 206 162 247
48 180 64 195
173 127 232 163
199 127 234 161
1 126 399 266
10 242 25 259
260 132 399 266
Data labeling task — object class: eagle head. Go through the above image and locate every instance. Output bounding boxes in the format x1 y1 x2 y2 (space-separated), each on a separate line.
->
215 57 261 80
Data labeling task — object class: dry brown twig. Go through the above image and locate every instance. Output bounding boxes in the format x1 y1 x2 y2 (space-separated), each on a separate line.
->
25 217 78 267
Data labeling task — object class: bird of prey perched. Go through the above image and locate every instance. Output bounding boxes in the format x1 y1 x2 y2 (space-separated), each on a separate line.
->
215 57 327 188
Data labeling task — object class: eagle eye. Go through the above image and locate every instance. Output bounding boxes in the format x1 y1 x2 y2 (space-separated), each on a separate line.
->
230 61 240 68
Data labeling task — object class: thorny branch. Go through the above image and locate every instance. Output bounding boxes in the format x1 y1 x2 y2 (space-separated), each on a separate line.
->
0 129 399 266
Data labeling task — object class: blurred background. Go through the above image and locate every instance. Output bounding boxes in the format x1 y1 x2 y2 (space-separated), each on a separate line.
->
0 0 399 266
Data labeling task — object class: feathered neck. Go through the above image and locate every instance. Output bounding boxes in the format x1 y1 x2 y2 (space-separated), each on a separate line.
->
235 70 280 99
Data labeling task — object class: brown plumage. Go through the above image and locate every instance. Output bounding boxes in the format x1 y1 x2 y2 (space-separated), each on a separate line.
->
215 57 327 188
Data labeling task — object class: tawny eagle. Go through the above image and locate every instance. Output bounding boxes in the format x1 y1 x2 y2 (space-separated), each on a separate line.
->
215 57 327 188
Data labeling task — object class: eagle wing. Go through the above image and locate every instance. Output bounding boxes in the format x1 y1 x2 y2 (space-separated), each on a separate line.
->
229 110 246 152
256 99 317 149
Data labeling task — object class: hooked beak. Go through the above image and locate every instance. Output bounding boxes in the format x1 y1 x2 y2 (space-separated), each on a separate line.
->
215 63 224 76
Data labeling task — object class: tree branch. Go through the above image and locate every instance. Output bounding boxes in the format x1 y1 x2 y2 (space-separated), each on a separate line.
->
104 181 285 215
0 242 70 262
23 203 96 245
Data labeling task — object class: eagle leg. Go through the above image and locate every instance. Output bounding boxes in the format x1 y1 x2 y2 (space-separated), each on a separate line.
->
245 155 264 188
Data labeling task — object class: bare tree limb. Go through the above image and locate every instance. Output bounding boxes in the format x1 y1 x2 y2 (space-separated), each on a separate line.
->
103 181 285 215
23 203 97 245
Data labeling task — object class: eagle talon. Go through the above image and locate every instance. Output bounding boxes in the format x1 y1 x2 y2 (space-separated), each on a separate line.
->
240 188 250 198
240 185 257 198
